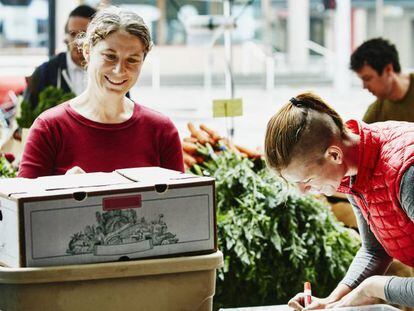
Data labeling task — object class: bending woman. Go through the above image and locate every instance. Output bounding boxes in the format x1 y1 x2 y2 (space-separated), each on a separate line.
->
265 92 414 308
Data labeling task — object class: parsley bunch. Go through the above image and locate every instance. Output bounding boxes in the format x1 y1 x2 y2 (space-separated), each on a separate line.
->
0 155 17 178
17 86 75 128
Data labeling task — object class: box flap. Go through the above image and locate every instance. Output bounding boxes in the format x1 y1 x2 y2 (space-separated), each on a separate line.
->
0 177 36 196
0 173 133 197
116 167 197 183
37 172 132 191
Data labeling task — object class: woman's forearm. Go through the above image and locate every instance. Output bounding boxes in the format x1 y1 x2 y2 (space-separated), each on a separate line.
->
363 275 387 300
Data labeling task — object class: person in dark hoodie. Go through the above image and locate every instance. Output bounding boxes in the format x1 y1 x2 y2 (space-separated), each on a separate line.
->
23 5 96 109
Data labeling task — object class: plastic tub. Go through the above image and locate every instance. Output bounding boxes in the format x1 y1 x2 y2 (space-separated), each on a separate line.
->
0 250 223 311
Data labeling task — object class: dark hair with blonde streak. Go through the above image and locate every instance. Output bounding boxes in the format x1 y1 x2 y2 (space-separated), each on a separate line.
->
264 92 348 175
78 6 152 57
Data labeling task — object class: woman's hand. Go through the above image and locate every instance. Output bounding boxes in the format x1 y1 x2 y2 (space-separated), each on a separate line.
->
288 283 352 310
66 166 86 175
332 276 388 308
288 293 338 310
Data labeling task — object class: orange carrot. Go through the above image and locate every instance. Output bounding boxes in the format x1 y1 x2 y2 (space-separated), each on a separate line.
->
235 145 262 158
187 122 209 144
183 152 197 167
187 122 198 137
194 155 204 164
182 141 198 154
183 137 198 143
200 124 221 141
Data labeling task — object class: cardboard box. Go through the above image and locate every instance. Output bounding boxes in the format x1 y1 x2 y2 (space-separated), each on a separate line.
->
0 167 216 267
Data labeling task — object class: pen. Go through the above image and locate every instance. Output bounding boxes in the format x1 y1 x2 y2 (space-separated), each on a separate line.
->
304 281 312 307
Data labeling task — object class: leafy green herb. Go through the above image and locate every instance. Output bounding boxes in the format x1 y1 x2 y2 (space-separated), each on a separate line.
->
190 145 360 309
0 156 17 178
16 86 75 128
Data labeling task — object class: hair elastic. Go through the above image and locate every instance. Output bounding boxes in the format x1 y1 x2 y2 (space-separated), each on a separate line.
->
289 97 302 107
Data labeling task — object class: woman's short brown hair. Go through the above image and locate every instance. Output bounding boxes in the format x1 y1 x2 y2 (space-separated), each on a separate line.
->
264 92 347 174
79 6 152 57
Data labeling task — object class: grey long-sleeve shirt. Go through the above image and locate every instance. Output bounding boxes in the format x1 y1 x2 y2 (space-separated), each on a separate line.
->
340 166 414 307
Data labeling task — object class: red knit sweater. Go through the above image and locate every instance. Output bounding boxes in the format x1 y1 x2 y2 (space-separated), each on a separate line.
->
18 102 184 178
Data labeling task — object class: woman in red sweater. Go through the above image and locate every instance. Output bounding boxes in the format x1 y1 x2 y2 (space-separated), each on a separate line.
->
18 6 184 178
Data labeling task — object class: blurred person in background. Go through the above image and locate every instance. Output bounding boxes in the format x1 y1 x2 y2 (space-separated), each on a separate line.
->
18 6 184 178
351 38 414 123
23 5 97 109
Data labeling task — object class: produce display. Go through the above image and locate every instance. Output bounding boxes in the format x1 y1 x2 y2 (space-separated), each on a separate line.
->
182 124 361 309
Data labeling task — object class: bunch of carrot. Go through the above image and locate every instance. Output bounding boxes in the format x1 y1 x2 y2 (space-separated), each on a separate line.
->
182 122 262 169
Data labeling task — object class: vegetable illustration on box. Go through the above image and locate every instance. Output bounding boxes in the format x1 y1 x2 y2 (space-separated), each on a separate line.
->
67 210 179 256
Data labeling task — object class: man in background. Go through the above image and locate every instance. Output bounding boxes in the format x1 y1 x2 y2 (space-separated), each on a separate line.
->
23 5 96 108
350 38 414 123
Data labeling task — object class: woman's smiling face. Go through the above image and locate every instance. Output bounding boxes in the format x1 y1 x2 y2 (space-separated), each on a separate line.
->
84 29 145 95
280 146 347 196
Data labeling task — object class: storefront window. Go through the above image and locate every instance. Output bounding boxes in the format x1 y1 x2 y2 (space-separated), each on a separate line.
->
0 0 48 49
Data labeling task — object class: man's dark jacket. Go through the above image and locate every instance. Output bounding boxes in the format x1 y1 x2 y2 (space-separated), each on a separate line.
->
23 52 70 109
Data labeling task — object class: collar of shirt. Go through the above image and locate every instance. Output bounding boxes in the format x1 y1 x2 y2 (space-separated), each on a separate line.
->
65 52 87 95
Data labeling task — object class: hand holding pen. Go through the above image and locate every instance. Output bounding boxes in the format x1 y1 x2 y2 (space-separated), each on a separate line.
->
288 281 353 310
304 282 312 307
288 282 314 310
288 282 334 310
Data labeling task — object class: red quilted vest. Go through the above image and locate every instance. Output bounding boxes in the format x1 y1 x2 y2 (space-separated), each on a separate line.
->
337 120 414 267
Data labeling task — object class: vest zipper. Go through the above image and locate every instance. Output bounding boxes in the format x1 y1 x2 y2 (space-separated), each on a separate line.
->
351 190 370 222
351 190 387 247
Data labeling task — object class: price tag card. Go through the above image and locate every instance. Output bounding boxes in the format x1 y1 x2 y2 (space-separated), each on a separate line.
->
213 98 243 117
